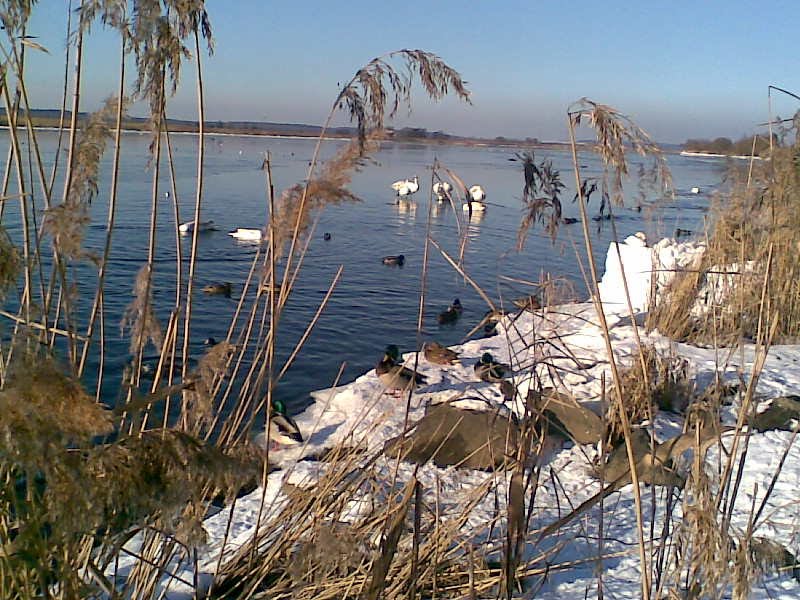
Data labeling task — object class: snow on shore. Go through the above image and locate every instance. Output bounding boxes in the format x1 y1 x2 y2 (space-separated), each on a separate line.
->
113 236 800 598
680 150 764 161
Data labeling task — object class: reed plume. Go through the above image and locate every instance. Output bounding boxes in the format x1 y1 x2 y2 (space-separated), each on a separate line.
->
43 96 126 260
272 136 377 257
0 0 34 35
183 340 235 434
515 150 565 248
336 49 470 152
0 351 113 461
129 0 212 120
0 229 20 298
569 98 672 205
78 0 130 36
120 264 163 354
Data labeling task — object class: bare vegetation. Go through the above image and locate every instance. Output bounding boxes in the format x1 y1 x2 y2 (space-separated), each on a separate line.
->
648 145 800 343
0 2 797 599
0 2 478 597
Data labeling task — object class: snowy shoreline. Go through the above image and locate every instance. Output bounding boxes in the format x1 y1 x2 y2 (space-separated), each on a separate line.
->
113 235 800 598
679 150 764 161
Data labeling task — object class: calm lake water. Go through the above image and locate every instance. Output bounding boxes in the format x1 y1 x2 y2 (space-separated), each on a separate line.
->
0 131 726 415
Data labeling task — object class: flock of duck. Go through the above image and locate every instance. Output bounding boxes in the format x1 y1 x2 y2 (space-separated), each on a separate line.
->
376 342 509 394
260 295 529 451
373 295 543 398
264 342 511 450
179 179 510 451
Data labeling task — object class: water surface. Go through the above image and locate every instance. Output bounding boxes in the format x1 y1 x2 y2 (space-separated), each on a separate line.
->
0 132 726 415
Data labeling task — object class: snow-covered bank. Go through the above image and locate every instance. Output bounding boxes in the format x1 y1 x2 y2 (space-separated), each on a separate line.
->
680 150 764 161
113 236 800 598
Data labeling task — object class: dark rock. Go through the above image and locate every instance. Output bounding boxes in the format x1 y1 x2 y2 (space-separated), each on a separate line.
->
384 403 519 470
749 537 800 581
531 390 604 445
749 396 800 432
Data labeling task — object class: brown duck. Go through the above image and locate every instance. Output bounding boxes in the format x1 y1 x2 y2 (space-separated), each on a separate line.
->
422 341 460 365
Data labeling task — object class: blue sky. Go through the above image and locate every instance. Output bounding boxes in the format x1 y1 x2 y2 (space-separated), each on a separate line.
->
20 1 800 143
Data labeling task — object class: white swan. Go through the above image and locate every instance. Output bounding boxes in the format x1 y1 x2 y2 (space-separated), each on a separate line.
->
229 228 264 241
391 175 419 198
468 185 486 202
690 186 700 194
462 200 487 212
179 220 217 234
463 184 487 211
432 181 452 201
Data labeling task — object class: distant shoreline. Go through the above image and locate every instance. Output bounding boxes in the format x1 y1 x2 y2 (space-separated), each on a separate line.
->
0 123 578 151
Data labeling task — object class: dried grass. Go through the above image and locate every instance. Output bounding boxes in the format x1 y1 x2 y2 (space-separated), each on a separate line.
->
606 346 692 443
44 97 125 260
337 49 470 152
677 464 733 597
120 265 163 354
272 136 377 257
648 145 800 343
515 150 565 247
570 98 672 206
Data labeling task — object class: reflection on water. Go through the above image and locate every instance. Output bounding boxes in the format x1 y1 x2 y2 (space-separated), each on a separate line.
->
467 208 486 225
430 201 448 218
464 206 485 245
0 132 726 415
395 198 418 216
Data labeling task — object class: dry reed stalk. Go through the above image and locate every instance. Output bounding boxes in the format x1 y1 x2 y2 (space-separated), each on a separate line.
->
429 238 496 311
162 120 183 306
77 50 128 380
0 83 33 326
180 18 213 431
276 265 343 380
202 247 266 443
649 146 800 343
47 92 123 370
567 106 651 599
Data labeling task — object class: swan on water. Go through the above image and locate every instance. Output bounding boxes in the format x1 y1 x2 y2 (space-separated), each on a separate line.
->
433 181 452 201
391 175 419 198
229 228 264 241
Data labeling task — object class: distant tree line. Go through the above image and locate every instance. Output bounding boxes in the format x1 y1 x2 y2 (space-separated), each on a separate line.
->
683 134 776 157
389 127 454 141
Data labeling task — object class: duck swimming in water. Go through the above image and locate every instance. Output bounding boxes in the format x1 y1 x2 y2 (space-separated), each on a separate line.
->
382 254 405 266
179 220 218 234
229 228 264 242
203 282 232 297
437 298 463 324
